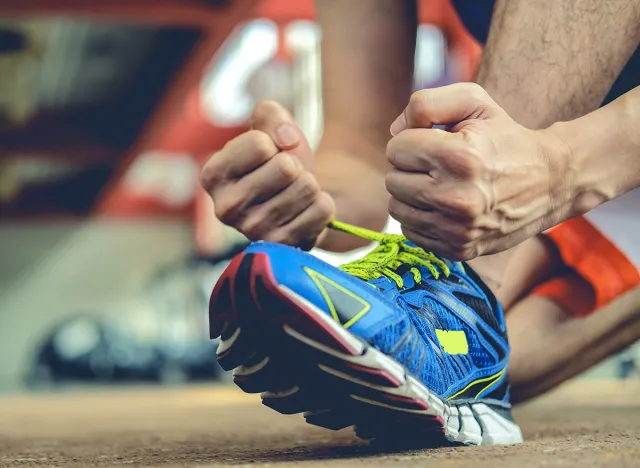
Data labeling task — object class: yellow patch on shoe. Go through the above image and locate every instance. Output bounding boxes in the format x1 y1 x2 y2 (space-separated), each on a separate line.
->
435 329 469 355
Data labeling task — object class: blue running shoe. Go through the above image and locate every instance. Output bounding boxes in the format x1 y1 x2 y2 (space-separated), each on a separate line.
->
209 221 523 446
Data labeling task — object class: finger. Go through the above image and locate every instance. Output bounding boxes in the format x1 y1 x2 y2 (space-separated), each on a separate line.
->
388 197 481 245
235 151 303 203
401 225 451 255
390 83 499 135
387 128 463 173
238 171 321 239
385 169 437 210
388 197 443 241
214 152 302 224
386 169 485 221
402 225 477 261
201 130 277 187
270 171 321 226
263 192 335 248
251 101 313 160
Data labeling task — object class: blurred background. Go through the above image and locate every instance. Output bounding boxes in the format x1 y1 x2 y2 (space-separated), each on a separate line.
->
0 0 636 394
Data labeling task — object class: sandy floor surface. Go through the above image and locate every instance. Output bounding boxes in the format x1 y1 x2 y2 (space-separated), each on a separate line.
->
1 380 639 467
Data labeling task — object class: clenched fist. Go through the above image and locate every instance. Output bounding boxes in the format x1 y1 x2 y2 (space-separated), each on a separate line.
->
200 101 335 249
386 83 571 261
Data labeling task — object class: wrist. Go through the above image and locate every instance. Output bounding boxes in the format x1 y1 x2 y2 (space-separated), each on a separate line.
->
314 154 389 252
544 122 631 219
533 124 584 220
543 90 640 218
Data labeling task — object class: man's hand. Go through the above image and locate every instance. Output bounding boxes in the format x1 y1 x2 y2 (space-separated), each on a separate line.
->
200 101 335 249
386 83 572 261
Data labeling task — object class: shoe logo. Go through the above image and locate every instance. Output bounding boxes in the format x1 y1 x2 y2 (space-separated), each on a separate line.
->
304 268 370 329
435 329 468 355
448 368 506 400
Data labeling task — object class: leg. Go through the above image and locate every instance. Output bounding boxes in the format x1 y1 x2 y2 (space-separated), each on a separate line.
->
484 209 640 402
507 282 640 404
467 234 560 300
491 235 562 310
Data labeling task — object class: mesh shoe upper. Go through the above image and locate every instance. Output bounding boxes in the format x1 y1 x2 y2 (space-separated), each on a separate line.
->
367 260 510 400
244 222 511 404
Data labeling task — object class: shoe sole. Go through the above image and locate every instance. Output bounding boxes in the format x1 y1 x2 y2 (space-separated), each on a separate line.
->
209 252 523 447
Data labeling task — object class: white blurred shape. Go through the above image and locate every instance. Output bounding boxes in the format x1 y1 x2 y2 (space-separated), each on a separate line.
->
122 151 199 208
414 24 446 89
285 20 322 51
202 20 279 126
310 216 403 267
52 318 101 359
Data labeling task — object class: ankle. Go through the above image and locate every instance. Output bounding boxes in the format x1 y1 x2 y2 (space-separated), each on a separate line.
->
467 251 513 295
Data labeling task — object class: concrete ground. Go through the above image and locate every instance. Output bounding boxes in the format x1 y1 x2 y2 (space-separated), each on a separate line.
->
1 380 639 467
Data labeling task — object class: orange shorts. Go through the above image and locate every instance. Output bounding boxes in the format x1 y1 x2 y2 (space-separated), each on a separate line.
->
532 216 640 317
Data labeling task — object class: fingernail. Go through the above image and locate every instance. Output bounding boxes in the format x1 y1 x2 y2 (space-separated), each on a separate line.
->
390 113 407 136
275 123 299 148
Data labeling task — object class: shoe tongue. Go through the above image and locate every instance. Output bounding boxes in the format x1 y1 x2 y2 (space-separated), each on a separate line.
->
394 263 413 277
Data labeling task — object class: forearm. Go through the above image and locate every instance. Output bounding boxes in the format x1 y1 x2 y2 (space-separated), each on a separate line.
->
317 0 417 163
313 125 390 251
313 0 417 251
549 86 640 214
468 0 639 286
477 0 640 129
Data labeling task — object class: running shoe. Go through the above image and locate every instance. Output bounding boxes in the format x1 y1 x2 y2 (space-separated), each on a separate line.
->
208 221 523 446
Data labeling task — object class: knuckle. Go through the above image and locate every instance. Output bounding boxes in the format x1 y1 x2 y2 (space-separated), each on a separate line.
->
239 215 267 241
265 203 289 223
446 224 480 246
448 251 466 262
458 227 479 244
463 82 489 103
271 152 301 183
199 154 222 190
416 186 434 206
246 130 277 162
385 132 415 166
385 168 415 198
214 196 242 225
443 245 465 262
409 90 428 109
402 227 424 248
263 230 293 246
387 198 402 220
315 192 336 220
252 100 279 122
450 241 478 261
460 245 478 261
384 171 397 193
388 198 414 224
386 138 398 164
450 146 484 179
408 91 431 122
443 190 484 219
295 171 320 198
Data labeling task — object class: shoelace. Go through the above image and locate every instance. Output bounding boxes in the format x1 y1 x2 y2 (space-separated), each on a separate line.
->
328 220 450 288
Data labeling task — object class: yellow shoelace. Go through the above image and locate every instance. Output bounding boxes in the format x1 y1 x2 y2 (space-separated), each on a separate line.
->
328 220 450 288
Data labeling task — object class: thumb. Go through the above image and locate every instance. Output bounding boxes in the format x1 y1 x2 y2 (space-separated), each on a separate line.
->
390 83 500 135
250 100 313 169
